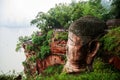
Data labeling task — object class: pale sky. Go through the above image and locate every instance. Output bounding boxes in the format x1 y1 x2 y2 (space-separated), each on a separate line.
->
0 0 78 27
0 0 110 28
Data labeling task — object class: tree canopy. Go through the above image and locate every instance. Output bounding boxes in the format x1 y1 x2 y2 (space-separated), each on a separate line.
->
31 0 109 32
110 0 120 19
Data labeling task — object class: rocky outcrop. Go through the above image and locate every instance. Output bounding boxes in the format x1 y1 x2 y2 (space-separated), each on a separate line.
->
22 30 67 75
22 41 37 76
50 40 67 55
36 54 65 74
109 56 120 70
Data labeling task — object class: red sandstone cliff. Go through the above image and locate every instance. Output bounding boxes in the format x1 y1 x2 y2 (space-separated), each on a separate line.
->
50 40 67 55
22 30 67 75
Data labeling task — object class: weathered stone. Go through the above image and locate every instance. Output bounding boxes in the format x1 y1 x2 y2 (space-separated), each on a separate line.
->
50 40 67 55
63 16 106 73
22 30 67 75
109 56 120 70
36 55 65 74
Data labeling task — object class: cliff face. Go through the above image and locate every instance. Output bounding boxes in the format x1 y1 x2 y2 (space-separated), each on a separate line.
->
50 40 67 55
109 56 120 70
50 30 67 55
22 30 67 75
36 54 65 74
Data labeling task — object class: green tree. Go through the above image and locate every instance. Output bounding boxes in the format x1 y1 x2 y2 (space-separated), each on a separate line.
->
48 3 72 29
31 3 72 31
31 12 53 33
70 1 84 21
16 36 31 52
110 0 120 19
82 0 108 20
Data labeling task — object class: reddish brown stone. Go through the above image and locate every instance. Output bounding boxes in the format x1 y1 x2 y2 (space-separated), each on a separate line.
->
109 56 120 70
50 40 67 55
36 55 65 74
63 16 106 73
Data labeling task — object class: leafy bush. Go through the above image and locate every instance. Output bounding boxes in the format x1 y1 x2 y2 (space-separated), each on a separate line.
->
93 58 118 73
38 45 50 59
46 30 53 41
43 65 63 75
33 71 120 80
100 27 120 56
0 74 16 80
26 45 34 51
110 0 120 19
32 34 46 45
28 55 37 63
16 36 31 52
31 57 120 80
54 32 68 40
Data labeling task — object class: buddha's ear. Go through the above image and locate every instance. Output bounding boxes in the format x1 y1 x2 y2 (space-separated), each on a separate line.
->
88 40 100 57
86 40 100 64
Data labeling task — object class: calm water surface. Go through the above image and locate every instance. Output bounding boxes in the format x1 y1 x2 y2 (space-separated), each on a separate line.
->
0 27 38 74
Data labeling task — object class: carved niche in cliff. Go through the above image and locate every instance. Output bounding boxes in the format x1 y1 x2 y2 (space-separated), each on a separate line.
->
63 16 107 73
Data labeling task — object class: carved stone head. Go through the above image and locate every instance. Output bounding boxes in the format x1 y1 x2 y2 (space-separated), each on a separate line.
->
63 16 106 73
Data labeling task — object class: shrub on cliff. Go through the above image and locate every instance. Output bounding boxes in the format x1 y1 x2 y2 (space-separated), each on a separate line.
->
100 27 120 56
54 32 68 41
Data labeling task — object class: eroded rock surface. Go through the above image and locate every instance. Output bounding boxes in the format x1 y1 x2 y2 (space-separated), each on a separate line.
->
50 40 67 55
109 56 120 70
36 54 65 74
22 30 67 75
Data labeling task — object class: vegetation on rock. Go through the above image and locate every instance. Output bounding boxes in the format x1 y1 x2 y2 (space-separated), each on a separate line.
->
100 27 120 56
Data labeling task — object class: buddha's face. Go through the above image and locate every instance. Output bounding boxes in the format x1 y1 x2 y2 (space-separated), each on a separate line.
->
66 32 85 62
63 32 100 73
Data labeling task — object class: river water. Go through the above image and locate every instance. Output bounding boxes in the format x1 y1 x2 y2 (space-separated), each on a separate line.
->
0 26 38 74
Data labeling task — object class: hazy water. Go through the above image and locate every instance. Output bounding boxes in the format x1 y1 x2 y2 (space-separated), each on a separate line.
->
0 26 38 74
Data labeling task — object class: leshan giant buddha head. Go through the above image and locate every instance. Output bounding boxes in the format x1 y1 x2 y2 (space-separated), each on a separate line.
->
63 16 107 73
